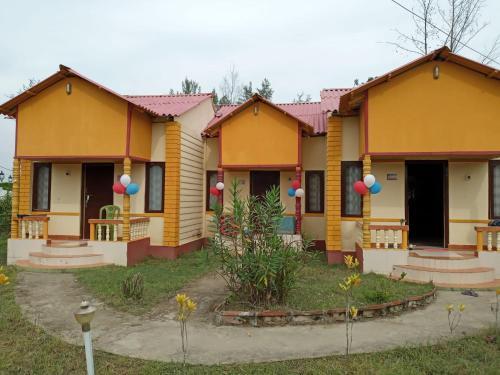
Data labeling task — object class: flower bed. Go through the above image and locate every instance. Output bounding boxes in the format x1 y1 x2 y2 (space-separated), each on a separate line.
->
215 288 436 327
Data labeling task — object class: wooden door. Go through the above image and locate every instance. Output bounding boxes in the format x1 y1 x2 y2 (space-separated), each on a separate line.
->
81 164 114 239
250 171 280 198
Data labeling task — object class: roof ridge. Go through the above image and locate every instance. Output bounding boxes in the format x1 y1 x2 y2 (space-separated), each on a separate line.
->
277 101 321 105
125 93 212 98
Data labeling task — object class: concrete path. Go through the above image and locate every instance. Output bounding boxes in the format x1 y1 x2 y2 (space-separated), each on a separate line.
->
15 271 497 365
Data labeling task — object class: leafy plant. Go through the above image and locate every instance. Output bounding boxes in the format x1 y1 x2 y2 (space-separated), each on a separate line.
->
447 303 465 334
121 272 144 301
361 289 391 304
175 293 197 365
0 192 11 238
209 180 311 308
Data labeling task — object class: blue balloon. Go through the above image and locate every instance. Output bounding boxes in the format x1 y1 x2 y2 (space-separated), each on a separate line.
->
287 187 296 197
370 181 382 194
126 183 140 195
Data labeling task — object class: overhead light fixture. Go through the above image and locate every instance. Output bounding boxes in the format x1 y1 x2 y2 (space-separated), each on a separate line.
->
66 82 72 95
433 65 440 80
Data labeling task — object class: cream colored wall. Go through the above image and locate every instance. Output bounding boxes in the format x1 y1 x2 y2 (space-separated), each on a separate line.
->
342 116 360 161
151 122 166 161
48 164 81 236
449 161 489 245
177 99 214 138
205 137 218 170
371 162 405 220
341 221 359 250
302 136 326 170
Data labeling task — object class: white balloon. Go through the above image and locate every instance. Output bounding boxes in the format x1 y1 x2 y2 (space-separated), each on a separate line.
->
216 182 225 190
363 174 376 188
120 174 131 187
295 188 305 198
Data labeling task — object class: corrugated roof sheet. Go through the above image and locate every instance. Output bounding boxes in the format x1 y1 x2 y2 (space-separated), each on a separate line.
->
320 88 351 113
276 102 326 134
125 93 212 117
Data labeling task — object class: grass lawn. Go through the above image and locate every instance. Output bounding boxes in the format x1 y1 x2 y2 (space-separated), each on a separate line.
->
1 266 499 374
227 254 434 311
0 235 7 265
73 249 218 314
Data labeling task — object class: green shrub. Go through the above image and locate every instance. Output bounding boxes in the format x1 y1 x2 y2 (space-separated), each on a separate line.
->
121 272 144 301
0 192 11 238
210 180 311 307
361 288 391 304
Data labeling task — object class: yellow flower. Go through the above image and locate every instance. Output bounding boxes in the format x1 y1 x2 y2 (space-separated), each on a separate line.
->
175 293 188 306
446 304 454 313
496 288 500 295
350 306 358 318
344 255 359 269
459 304 465 312
186 299 197 312
0 273 9 285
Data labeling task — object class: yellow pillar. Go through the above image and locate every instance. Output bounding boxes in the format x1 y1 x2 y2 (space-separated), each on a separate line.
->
476 230 483 252
362 155 372 248
122 157 131 241
18 159 32 215
10 158 20 238
163 122 181 247
326 116 342 263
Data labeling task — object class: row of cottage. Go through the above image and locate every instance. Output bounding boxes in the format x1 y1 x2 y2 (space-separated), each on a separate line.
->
2 46 500 280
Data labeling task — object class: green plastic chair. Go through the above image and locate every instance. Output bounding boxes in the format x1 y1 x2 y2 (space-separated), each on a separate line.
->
98 205 120 241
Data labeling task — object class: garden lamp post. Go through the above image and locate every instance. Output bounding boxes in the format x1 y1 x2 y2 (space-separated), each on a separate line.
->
74 300 96 375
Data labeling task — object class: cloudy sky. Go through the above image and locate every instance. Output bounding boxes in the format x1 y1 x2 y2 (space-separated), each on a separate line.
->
1 0 499 176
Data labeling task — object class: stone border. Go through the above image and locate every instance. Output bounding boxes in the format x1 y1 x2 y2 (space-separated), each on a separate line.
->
215 289 437 326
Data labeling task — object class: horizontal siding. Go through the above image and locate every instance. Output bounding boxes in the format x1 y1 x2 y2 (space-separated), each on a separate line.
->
179 131 204 244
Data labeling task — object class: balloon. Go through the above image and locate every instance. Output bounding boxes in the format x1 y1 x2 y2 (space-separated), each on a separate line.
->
210 186 220 196
295 188 305 198
125 183 140 195
291 179 301 190
354 181 368 195
112 182 126 194
370 181 382 194
120 174 131 187
287 187 296 197
363 174 376 188
216 182 225 190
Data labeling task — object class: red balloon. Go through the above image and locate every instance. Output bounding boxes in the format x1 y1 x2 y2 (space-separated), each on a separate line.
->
291 179 301 190
113 182 126 194
210 186 220 196
353 180 368 195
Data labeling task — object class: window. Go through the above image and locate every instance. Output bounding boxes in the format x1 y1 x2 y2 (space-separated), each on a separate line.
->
32 163 51 211
490 161 500 219
305 171 324 213
145 162 164 212
341 161 362 217
206 171 218 211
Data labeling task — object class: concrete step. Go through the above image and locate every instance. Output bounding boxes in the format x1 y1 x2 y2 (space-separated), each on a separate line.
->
46 240 88 248
16 259 110 270
408 254 480 269
28 252 104 267
42 244 94 256
393 264 495 285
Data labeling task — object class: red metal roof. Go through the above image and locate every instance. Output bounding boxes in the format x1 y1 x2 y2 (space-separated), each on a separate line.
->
320 88 351 113
276 102 326 135
125 93 212 117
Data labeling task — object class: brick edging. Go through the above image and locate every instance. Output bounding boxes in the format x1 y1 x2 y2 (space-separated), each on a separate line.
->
215 288 436 327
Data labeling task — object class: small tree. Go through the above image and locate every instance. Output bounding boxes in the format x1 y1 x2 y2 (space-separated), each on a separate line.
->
293 92 312 103
181 78 201 94
257 78 273 100
219 65 242 104
339 255 361 356
238 81 253 103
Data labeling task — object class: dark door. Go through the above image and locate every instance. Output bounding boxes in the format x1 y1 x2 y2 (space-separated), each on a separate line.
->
406 161 448 247
250 171 280 198
81 164 114 239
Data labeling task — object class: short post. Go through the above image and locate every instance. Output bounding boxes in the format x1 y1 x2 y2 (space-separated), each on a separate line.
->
74 301 96 375
476 229 483 252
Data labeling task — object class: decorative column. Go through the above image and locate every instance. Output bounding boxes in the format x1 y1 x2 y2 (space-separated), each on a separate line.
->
326 116 342 264
122 157 131 241
217 167 224 206
18 159 32 215
295 166 302 234
10 158 20 238
163 122 181 247
362 154 372 249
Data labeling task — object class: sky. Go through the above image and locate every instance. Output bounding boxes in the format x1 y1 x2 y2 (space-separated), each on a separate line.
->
0 0 499 177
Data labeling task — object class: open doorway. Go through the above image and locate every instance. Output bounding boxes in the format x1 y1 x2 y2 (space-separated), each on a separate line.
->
250 171 280 198
406 161 448 248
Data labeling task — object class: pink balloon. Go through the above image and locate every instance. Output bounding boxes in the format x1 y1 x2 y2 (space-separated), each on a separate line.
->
113 182 126 194
353 180 368 195
291 179 301 190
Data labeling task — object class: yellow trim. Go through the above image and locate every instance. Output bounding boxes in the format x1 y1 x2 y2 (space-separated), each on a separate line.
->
362 155 371 248
370 218 402 223
131 212 163 218
164 122 181 247
326 116 342 251
122 157 131 241
19 160 32 215
10 159 20 238
304 212 324 217
31 211 79 216
449 219 489 224
341 217 362 222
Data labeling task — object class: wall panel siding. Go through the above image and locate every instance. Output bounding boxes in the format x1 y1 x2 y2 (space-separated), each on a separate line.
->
179 130 204 245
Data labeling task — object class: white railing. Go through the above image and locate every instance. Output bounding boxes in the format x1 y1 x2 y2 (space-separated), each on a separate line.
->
475 226 500 251
17 215 49 240
130 217 150 240
370 224 409 250
88 217 150 242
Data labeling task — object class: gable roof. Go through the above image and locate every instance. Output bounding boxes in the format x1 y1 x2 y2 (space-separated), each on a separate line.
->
338 46 500 113
204 94 320 136
0 65 212 118
125 93 213 117
320 88 352 113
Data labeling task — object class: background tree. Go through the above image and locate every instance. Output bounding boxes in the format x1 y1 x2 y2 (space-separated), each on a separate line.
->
8 78 40 98
238 81 254 103
293 92 312 103
211 89 219 107
219 65 242 104
389 0 499 65
181 77 201 94
257 78 273 100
